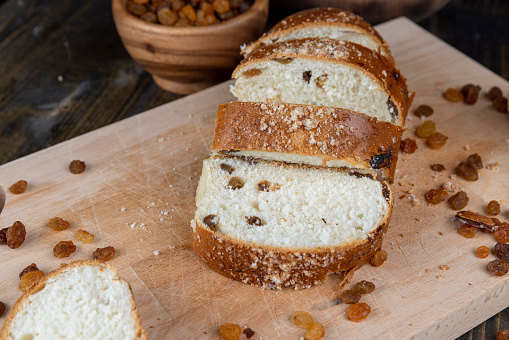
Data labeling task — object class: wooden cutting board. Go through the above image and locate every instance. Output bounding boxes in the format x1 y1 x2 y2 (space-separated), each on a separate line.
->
1 17 509 339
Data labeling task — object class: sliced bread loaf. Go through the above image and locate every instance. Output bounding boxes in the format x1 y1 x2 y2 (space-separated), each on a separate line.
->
192 156 392 289
231 38 410 126
0 261 147 340
242 8 394 63
212 102 403 182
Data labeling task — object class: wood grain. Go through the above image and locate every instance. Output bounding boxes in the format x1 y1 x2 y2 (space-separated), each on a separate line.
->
1 18 509 339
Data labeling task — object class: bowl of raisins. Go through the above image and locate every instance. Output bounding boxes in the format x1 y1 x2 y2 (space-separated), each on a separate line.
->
112 0 269 94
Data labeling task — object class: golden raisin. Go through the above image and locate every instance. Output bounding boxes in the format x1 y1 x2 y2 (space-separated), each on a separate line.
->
424 188 449 204
340 290 361 304
69 160 86 174
126 0 147 16
466 153 483 170
290 311 314 330
19 270 44 292
133 0 148 4
455 162 478 181
158 8 177 25
0 301 5 317
19 263 39 279
53 241 76 258
227 177 244 190
140 11 157 23
9 180 27 194
6 221 26 249
458 224 477 238
493 96 509 113
246 216 262 226
315 74 328 89
461 84 481 105
487 259 508 276
495 227 509 244
494 243 509 261
416 121 436 138
346 303 371 322
76 229 94 243
213 0 230 14
48 217 70 231
370 249 388 267
448 191 469 210
354 280 376 294
203 214 218 231
489 86 503 101
427 132 447 149
476 246 490 258
0 227 8 244
243 328 255 339
304 322 325 340
219 323 241 340
93 246 116 262
487 200 501 215
181 4 196 23
444 88 464 102
400 138 417 153
220 163 234 174
414 105 434 117
242 69 262 78
496 330 509 340
273 58 294 64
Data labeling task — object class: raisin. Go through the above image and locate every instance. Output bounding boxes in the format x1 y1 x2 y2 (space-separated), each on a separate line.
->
6 221 26 249
69 160 86 174
448 191 469 210
219 323 241 340
243 328 255 339
387 98 398 117
487 259 508 276
370 249 388 266
9 180 27 194
19 270 44 292
415 121 436 138
476 246 490 258
340 290 361 304
444 88 464 102
414 105 434 118
53 241 76 258
290 311 314 330
430 164 446 172
242 68 262 78
303 71 312 83
220 163 234 174
497 330 509 340
246 216 262 226
126 0 147 16
273 58 293 64
203 214 218 231
48 217 70 231
493 96 509 113
0 227 7 244
76 229 94 243
487 200 501 215
19 263 39 279
461 84 481 105
157 8 178 25
227 177 244 190
455 162 478 181
495 224 509 243
467 153 483 170
258 180 271 191
458 224 477 238
0 301 5 317
346 303 371 322
304 322 325 340
489 87 503 101
400 138 417 153
93 246 116 262
427 132 447 149
181 4 196 23
424 188 449 204
494 243 509 261
315 74 328 89
354 280 375 294
140 11 157 23
213 0 230 14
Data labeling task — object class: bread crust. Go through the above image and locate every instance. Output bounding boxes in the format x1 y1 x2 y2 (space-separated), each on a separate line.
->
211 102 402 182
233 38 410 126
242 7 393 63
192 182 393 290
0 260 147 340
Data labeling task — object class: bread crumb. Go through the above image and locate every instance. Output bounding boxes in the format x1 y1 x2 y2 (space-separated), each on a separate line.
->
439 231 444 235
153 250 159 256
425 269 429 273
399 234 404 237
450 174 457 180
440 265 449 271
464 145 470 151
486 162 500 170
120 207 126 212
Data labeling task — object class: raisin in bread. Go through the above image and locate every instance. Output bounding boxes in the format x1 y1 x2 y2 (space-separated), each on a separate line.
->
231 38 410 126
212 102 403 182
242 8 394 63
0 261 147 340
192 156 392 289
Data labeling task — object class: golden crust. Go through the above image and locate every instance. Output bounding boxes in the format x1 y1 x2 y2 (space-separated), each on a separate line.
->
192 183 393 290
0 260 147 340
233 38 410 126
211 102 402 182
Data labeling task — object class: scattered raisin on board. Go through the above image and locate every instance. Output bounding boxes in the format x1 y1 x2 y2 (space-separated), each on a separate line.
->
455 162 478 181
495 226 509 244
75 229 94 243
19 270 44 292
304 322 325 340
203 214 218 231
354 280 376 294
9 180 27 194
448 191 469 210
458 224 477 238
494 243 509 262
6 221 26 249
414 105 434 117
69 160 86 174
93 246 116 262
53 241 76 258
493 96 509 113
461 84 481 104
246 216 262 226
496 330 509 340
415 121 436 138
48 217 70 231
370 249 388 267
476 246 490 258
219 323 242 340
489 86 503 101
466 153 483 170
243 328 255 339
427 132 447 149
227 177 244 190
340 290 361 304
487 259 509 276
0 301 5 317
444 88 464 102
400 138 417 153
487 200 501 216
220 163 234 174
290 311 314 330
430 164 446 172
424 188 449 204
19 263 39 279
0 228 8 244
346 303 371 322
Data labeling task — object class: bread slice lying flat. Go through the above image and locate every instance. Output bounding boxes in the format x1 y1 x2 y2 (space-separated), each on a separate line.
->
192 156 392 289
212 102 403 182
242 7 393 63
231 38 410 126
0 261 147 340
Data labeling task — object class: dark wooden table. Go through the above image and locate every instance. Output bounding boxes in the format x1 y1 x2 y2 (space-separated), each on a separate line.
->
0 0 508 338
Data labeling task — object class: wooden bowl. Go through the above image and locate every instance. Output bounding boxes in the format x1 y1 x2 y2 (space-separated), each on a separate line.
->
112 0 269 94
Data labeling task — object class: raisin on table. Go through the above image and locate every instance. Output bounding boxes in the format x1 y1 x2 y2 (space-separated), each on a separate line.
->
458 224 477 238
487 200 501 215
340 290 361 304
497 330 509 340
430 164 446 172
219 323 241 340
0 301 5 317
304 322 325 340
455 162 478 181
495 226 509 243
400 138 417 153
93 246 116 262
346 303 371 322
425 188 449 204
0 228 8 244
76 229 94 243
243 328 255 339
444 88 464 102
53 241 76 258
416 121 436 138
487 259 508 276
494 243 509 262
19 270 44 292
448 191 469 210
414 105 434 117
290 310 314 330
6 221 26 249
48 217 70 231
19 263 39 279
467 153 483 169
69 160 86 174
370 249 388 266
489 86 503 101
9 180 27 194
461 84 481 104
476 246 490 258
354 280 376 294
427 132 447 149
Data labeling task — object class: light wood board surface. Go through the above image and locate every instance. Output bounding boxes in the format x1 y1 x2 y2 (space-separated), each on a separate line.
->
1 17 509 339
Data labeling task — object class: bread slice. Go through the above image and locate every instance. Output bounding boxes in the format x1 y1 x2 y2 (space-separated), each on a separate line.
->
242 8 394 63
211 102 403 182
231 38 410 126
0 261 147 340
192 156 392 289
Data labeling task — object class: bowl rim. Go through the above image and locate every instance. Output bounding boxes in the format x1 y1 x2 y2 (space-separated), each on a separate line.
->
112 0 269 33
